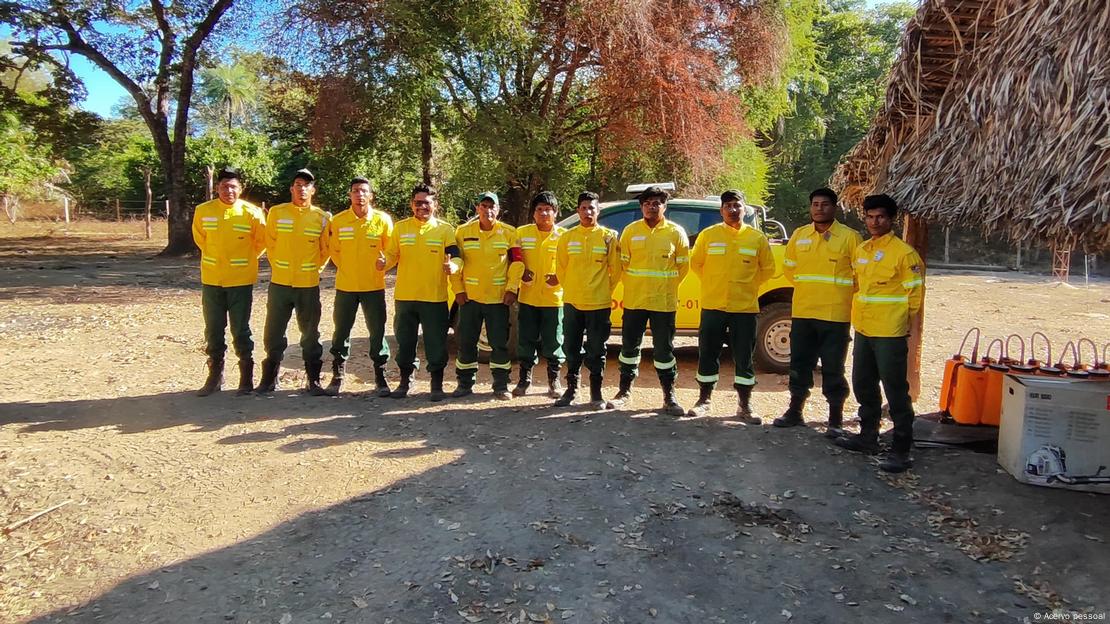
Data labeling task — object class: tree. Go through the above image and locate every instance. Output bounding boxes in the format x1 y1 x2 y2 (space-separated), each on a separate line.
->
764 0 913 224
3 0 238 255
198 62 260 134
295 0 795 224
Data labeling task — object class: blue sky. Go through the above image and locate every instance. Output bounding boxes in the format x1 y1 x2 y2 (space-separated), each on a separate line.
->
65 0 902 118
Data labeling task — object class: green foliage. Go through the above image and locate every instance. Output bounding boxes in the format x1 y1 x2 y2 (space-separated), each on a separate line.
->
717 137 772 205
65 119 159 206
196 61 261 133
0 108 58 199
186 129 280 204
765 0 913 225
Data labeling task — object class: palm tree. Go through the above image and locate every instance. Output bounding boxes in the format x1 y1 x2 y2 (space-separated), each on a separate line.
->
198 64 259 133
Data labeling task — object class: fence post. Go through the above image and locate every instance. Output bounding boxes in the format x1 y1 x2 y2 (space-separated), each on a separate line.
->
144 169 153 240
943 227 950 264
1016 240 1023 270
164 200 170 218
115 198 121 222
63 197 70 223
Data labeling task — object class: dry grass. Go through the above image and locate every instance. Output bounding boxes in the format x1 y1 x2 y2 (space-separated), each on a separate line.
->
833 0 1110 252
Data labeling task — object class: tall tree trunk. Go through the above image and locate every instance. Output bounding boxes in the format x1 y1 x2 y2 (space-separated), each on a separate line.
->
159 128 194 256
420 98 433 185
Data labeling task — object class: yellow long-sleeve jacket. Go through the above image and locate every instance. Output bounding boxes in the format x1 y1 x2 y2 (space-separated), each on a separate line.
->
265 202 331 288
327 207 394 292
784 221 863 323
555 224 622 311
619 218 690 312
191 198 266 287
690 222 775 313
451 220 524 304
517 223 564 308
852 232 925 337
384 217 460 303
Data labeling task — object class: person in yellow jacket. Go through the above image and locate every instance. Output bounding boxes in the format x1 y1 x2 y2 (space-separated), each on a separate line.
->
553 191 622 409
686 190 775 423
380 183 460 401
512 191 566 398
191 167 266 396
833 194 924 474
450 192 525 400
772 187 863 436
324 177 394 397
610 185 690 415
255 169 331 395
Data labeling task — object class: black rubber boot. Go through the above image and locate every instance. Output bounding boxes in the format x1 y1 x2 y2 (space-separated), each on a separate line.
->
824 401 846 439
734 384 760 425
305 361 328 396
589 373 610 410
325 359 345 397
197 357 224 397
492 368 511 401
235 358 254 396
660 376 685 416
427 370 446 402
880 450 913 473
374 365 391 398
608 374 634 408
686 382 714 418
554 371 579 407
255 358 280 394
833 431 880 455
511 365 533 397
390 366 414 399
546 361 563 398
773 392 807 428
451 371 475 398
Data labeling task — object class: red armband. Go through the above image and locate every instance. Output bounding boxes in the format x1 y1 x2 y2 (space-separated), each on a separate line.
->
509 247 523 263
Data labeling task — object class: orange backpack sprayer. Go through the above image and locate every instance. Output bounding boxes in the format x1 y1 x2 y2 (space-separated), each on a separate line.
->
980 339 1010 426
1077 338 1109 381
939 328 979 416
1029 332 1063 377
1057 341 1090 379
949 332 990 425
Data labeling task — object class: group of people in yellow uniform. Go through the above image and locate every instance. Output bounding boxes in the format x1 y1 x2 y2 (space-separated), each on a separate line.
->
193 168 924 473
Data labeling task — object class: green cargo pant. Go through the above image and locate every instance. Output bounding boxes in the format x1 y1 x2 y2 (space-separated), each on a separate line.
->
696 309 756 387
516 303 564 369
394 300 449 373
788 318 850 404
456 300 511 388
853 332 915 453
262 283 323 367
201 284 254 361
619 309 677 382
563 305 611 376
330 289 389 367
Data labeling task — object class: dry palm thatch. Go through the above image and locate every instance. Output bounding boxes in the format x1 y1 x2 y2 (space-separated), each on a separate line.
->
832 0 1110 252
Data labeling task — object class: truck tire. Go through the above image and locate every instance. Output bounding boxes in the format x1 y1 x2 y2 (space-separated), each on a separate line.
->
754 301 791 374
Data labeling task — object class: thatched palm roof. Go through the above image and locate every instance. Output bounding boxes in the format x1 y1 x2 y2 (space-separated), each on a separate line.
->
831 0 1110 252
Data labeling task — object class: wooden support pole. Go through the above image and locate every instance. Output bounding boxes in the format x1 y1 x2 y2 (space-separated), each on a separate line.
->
115 198 121 222
943 226 950 264
1016 240 1023 270
63 197 70 223
902 215 929 403
144 169 153 240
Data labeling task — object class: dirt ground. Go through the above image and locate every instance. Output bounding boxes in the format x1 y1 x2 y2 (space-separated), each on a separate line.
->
1 221 1109 624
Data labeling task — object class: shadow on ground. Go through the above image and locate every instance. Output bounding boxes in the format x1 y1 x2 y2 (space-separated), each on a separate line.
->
7 389 1108 624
